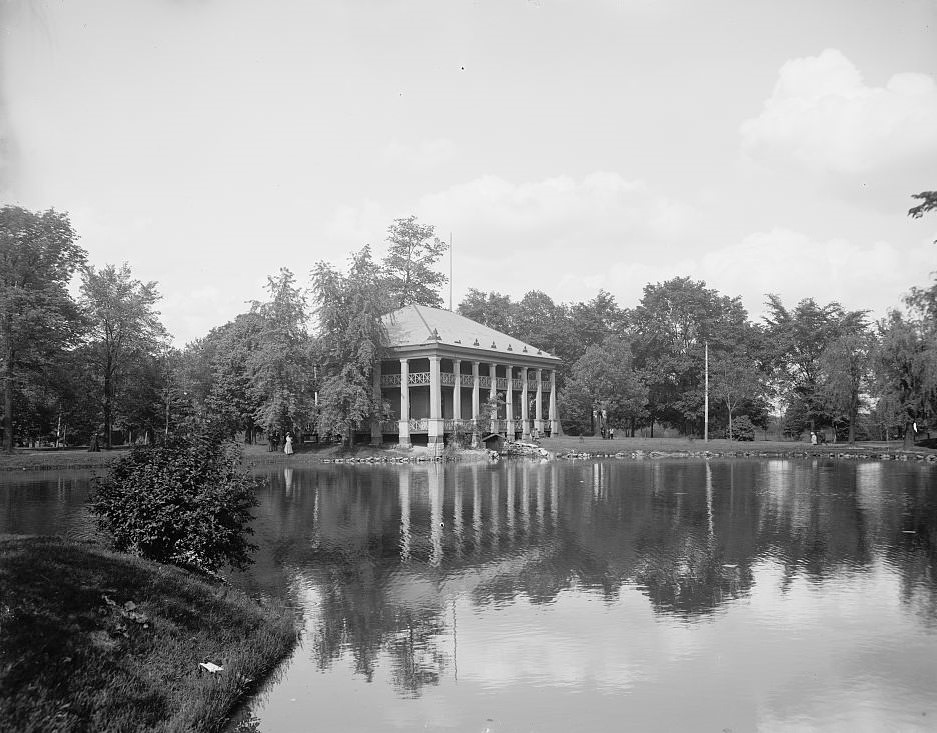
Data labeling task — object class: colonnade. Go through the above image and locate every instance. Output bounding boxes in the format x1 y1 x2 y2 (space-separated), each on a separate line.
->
372 356 560 447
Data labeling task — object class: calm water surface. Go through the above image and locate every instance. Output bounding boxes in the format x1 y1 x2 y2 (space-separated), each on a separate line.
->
2 458 936 732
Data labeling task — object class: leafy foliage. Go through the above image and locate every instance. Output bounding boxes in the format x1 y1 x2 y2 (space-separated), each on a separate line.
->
0 206 87 452
90 431 259 572
763 295 867 436
311 247 389 443
248 268 315 436
81 263 168 448
382 215 449 308
560 336 647 435
908 191 937 221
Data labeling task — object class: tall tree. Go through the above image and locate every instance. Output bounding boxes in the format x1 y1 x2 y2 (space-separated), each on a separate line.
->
81 263 167 448
559 336 647 436
0 206 86 452
457 289 516 333
875 311 932 448
248 268 314 438
763 295 867 437
630 277 753 435
819 331 875 444
311 247 389 444
382 215 449 308
710 347 768 440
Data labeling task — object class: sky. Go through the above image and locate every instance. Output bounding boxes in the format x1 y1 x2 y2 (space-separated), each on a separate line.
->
2 0 936 346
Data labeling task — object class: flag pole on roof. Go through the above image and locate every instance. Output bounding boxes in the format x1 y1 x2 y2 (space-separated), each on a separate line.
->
449 232 453 311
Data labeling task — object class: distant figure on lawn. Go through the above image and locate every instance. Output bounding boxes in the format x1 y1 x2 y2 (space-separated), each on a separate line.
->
810 431 818 445
284 434 293 455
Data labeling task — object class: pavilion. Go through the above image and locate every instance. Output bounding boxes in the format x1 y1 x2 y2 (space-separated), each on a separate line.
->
370 304 562 447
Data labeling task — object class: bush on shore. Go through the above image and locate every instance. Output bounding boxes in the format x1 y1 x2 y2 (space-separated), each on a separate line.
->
90 431 259 573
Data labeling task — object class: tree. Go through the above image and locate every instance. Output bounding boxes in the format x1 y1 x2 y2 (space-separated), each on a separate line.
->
382 215 449 308
248 268 314 438
630 277 754 435
1 206 87 452
458 289 516 334
763 295 867 437
311 247 389 444
819 331 875 444
874 311 931 448
710 348 767 441
560 336 647 436
202 312 265 441
81 263 167 448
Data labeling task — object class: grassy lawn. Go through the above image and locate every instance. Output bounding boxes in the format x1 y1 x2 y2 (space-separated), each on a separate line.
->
541 435 936 457
0 536 297 733
0 448 122 472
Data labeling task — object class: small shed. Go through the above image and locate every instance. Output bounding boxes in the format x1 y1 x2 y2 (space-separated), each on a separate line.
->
481 433 505 453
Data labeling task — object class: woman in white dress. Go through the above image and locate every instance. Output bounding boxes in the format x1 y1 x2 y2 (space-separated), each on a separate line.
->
284 433 294 455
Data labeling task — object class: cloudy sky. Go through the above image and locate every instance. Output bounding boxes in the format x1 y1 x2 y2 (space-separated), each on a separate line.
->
2 0 936 345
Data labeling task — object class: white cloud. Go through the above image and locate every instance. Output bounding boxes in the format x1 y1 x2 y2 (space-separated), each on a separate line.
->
740 49 937 175
584 228 934 321
381 138 457 171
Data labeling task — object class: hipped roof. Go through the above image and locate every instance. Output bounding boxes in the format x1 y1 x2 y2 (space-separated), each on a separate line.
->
381 304 560 363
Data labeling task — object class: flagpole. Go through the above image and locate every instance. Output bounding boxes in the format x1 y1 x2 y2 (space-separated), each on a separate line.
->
449 232 453 311
704 341 709 442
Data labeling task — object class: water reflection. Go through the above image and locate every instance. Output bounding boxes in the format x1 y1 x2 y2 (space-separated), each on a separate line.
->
224 460 937 716
3 459 937 731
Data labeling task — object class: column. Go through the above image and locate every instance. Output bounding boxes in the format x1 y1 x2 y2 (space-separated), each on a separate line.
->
535 367 544 435
472 361 480 446
453 359 462 422
429 355 443 446
505 365 514 438
398 358 411 448
549 369 560 436
370 360 382 446
521 368 530 439
488 362 497 434
472 361 480 423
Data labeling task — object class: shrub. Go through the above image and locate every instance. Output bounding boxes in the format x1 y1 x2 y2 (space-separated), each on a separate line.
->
725 415 756 441
90 431 259 572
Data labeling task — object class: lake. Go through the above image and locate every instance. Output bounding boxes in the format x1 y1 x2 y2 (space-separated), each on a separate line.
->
2 458 936 732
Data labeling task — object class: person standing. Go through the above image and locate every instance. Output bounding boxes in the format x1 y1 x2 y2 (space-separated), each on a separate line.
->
284 433 294 455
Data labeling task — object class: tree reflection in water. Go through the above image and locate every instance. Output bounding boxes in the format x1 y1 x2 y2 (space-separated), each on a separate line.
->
241 458 937 697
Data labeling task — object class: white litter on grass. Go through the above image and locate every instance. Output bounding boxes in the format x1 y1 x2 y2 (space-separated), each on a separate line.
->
199 662 223 674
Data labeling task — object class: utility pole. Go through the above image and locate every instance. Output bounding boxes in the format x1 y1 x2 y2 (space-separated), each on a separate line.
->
704 341 709 442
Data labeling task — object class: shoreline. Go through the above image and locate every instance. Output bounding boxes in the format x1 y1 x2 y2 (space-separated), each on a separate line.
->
2 437 935 473
0 535 298 732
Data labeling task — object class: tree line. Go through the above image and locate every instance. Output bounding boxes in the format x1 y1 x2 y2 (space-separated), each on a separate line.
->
2 193 935 452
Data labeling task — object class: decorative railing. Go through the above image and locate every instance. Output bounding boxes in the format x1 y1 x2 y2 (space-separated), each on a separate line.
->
443 419 473 432
408 418 428 431
409 372 430 385
379 373 552 391
380 420 399 433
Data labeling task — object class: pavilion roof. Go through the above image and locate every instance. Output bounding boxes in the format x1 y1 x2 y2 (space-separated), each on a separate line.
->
381 304 560 362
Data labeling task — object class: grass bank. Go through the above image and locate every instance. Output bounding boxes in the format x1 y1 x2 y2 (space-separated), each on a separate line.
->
541 435 937 460
0 536 297 732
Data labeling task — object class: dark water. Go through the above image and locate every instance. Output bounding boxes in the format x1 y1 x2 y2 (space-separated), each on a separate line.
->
3 459 937 732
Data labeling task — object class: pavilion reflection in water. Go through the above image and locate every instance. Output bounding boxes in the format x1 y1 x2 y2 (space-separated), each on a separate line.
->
248 458 937 698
